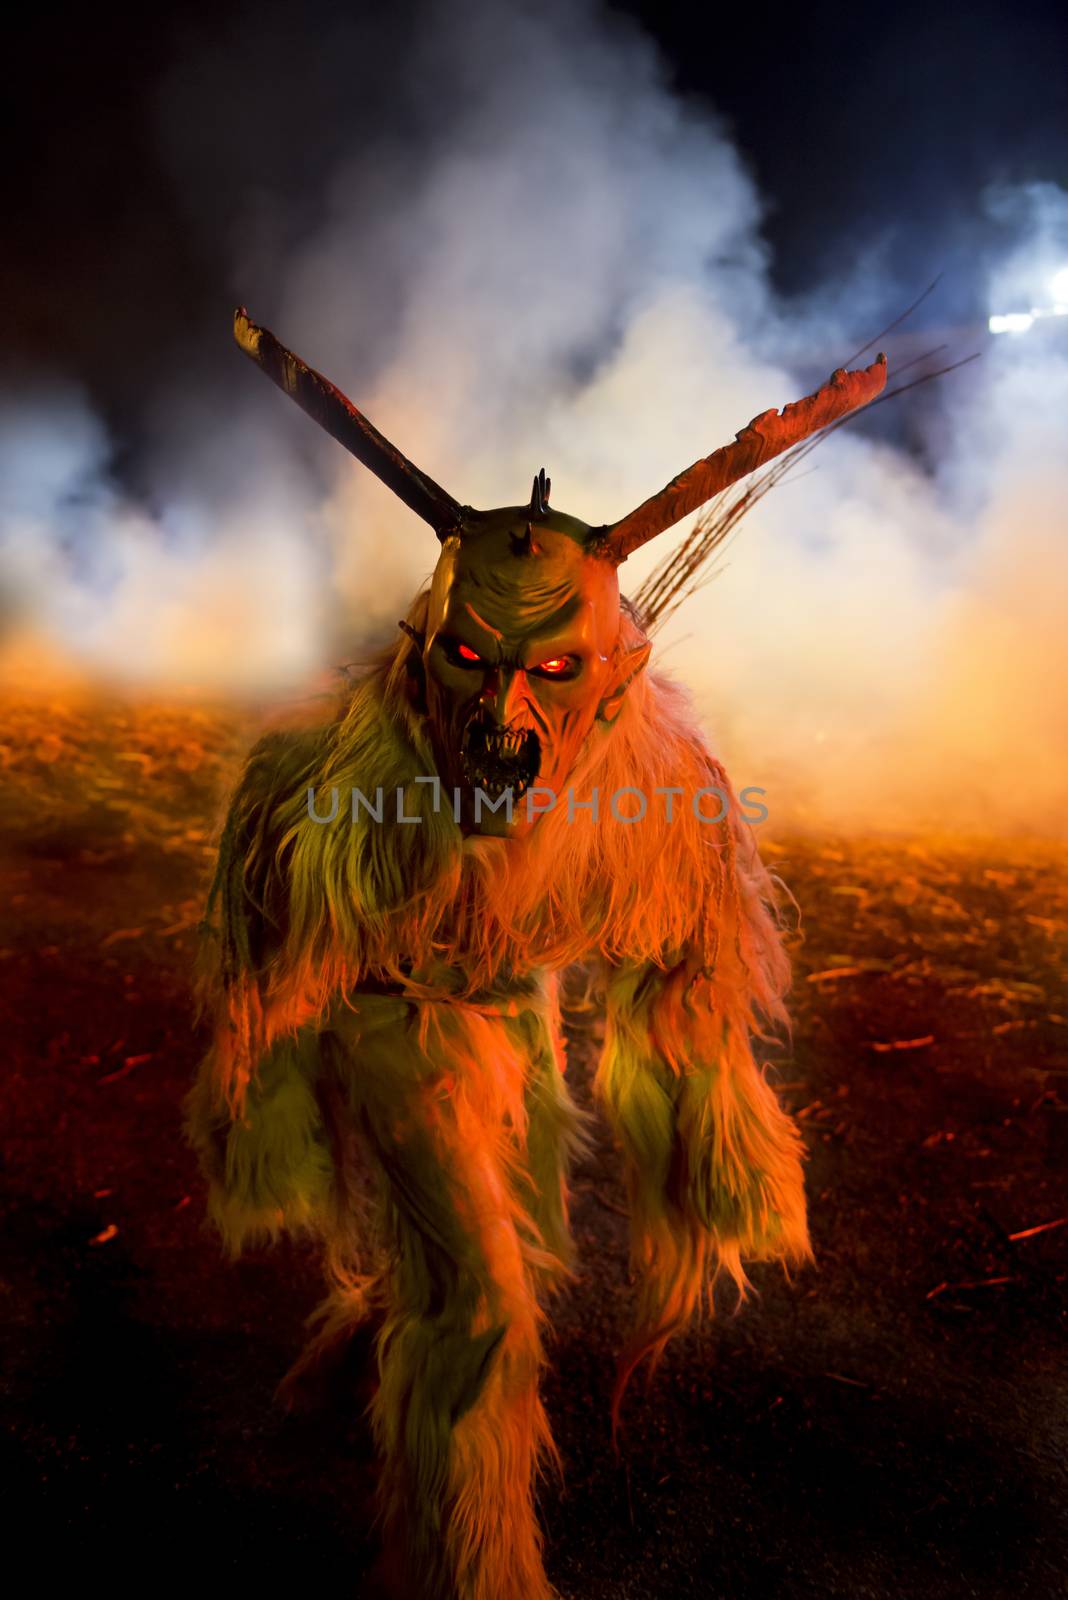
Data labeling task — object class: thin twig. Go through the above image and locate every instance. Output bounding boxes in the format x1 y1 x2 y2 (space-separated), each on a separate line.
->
633 346 980 631
841 274 943 367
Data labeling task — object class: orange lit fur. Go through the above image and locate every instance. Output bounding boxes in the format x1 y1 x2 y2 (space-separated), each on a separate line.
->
186 590 810 1598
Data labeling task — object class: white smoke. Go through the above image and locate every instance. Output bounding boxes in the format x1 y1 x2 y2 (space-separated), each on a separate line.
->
1 0 1065 831
0 383 328 692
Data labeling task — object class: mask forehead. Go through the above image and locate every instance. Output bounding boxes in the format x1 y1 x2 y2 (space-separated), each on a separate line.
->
426 510 621 655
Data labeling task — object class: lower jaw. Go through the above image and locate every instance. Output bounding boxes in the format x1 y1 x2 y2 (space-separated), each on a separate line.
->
458 760 537 805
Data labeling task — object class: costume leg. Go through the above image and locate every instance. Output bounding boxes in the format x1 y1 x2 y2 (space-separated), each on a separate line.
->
327 992 571 1600
274 1064 387 1414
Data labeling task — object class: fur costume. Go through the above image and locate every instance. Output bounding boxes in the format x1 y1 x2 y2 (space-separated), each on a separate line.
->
185 312 886 1599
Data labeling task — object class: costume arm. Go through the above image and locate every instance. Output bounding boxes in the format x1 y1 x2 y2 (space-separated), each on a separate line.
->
183 728 337 1259
595 813 810 1425
183 664 455 1260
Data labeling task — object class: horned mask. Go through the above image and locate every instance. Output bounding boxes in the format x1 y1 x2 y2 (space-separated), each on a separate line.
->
234 309 886 837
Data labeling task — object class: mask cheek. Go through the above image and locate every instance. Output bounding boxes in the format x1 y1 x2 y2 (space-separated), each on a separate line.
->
424 681 466 771
427 659 474 716
547 658 612 738
553 680 596 711
428 652 475 695
536 656 609 712
537 706 598 788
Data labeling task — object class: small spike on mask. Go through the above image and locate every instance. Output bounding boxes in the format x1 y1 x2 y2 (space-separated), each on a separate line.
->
529 467 551 516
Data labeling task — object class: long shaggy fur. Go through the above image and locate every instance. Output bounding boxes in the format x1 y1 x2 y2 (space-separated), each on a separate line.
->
185 591 809 1598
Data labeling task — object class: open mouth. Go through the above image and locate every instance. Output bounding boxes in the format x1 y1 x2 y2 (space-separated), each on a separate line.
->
460 716 541 803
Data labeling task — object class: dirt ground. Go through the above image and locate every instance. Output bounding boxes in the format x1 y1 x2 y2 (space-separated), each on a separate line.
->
1 692 1066 1598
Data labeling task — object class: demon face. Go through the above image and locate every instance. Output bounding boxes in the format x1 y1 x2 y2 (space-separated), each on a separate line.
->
420 508 649 838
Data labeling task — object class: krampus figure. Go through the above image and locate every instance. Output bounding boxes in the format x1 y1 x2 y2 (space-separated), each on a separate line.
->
185 311 885 1599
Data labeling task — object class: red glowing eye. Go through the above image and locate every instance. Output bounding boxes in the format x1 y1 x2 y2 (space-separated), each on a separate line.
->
457 643 482 663
536 657 570 674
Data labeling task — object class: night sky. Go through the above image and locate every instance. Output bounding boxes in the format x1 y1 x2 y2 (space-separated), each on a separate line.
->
6 0 1067 469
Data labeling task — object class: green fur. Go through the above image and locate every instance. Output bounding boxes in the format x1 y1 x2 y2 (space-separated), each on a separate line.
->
599 960 802 1245
514 1004 587 1277
184 1027 334 1259
326 998 511 1595
672 1044 795 1248
597 963 677 1218
201 674 464 999
204 724 335 990
280 677 461 966
186 719 339 1261
597 1023 677 1221
596 955 808 1425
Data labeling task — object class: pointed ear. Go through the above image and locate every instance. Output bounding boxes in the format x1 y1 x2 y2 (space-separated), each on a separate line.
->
597 620 651 724
389 618 428 712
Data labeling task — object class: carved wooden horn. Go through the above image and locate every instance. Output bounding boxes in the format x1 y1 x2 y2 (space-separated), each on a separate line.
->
601 355 888 563
233 308 464 539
